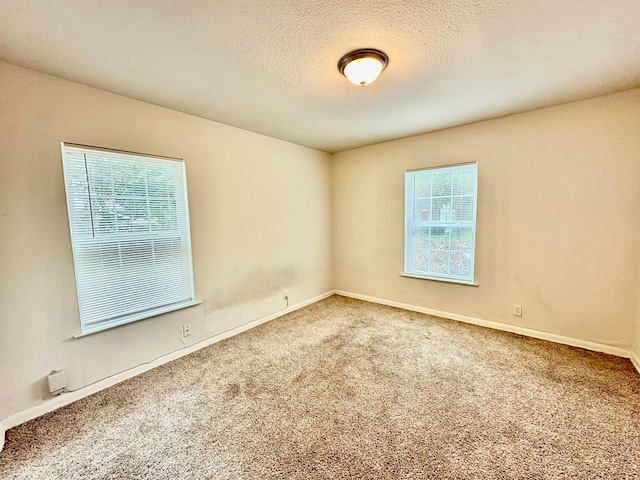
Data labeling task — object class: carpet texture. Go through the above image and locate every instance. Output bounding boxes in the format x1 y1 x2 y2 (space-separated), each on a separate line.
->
1 296 639 479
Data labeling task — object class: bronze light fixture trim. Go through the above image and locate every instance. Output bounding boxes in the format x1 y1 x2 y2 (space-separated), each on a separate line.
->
338 49 389 86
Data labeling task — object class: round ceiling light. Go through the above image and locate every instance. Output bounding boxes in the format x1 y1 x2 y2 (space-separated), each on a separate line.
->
338 49 389 86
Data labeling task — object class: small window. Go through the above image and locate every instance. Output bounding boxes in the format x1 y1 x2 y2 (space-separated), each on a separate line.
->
61 143 196 335
404 162 478 284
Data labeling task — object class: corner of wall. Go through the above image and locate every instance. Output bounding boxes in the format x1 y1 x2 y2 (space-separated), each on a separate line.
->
328 151 338 290
633 266 640 375
633 313 640 374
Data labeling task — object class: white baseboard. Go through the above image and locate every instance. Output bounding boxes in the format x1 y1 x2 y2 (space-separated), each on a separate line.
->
334 290 632 359
2 289 635 453
0 290 335 452
631 351 640 374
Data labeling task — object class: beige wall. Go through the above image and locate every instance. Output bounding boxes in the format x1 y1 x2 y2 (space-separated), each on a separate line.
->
332 89 640 350
2 58 639 424
0 61 333 420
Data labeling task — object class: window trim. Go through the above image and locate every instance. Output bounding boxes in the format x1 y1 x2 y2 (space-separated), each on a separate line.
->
399 273 479 286
61 142 198 336
403 161 478 285
73 300 202 337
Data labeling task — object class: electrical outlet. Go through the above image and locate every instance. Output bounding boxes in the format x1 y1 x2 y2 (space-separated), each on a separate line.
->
512 305 522 317
183 324 192 337
47 370 66 396
283 290 288 301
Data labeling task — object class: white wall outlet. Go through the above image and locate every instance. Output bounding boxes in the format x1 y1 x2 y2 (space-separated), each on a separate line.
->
47 370 66 396
513 305 522 317
283 290 288 301
183 324 192 337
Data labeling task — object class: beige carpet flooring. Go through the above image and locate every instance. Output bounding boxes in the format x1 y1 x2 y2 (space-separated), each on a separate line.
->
1 295 639 479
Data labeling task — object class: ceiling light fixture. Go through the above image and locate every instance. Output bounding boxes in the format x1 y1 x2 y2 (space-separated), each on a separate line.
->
338 49 389 86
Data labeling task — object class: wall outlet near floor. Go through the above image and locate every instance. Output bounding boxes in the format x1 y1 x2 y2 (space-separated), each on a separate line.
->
183 324 192 337
283 290 289 301
512 305 522 317
47 370 66 396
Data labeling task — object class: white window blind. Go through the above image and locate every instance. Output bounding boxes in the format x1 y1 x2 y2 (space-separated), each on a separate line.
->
404 162 478 284
61 143 196 335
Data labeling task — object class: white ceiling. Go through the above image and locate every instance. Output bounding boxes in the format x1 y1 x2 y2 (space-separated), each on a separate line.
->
1 0 639 153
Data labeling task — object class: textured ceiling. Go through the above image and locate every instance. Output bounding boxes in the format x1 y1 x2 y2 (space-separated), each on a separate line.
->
1 0 639 152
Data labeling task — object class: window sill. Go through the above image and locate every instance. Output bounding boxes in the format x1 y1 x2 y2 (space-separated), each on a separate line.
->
400 273 479 286
74 300 203 338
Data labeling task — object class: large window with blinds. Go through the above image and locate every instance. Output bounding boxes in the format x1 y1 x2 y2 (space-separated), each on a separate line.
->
61 143 196 336
404 162 478 284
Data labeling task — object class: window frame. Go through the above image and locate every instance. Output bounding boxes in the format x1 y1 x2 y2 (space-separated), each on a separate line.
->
61 142 198 336
403 162 478 285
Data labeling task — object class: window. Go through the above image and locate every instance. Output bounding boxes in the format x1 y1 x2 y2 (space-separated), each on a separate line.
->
404 162 478 284
61 143 196 335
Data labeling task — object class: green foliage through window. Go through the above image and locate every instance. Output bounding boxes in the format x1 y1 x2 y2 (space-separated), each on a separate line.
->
404 163 478 283
61 144 195 335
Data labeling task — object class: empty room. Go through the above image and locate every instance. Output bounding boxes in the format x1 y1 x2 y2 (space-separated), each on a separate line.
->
1 1 640 478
